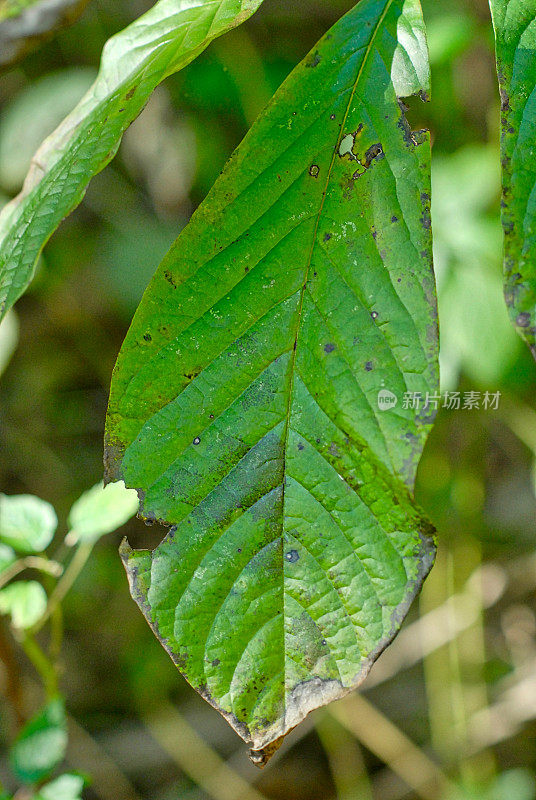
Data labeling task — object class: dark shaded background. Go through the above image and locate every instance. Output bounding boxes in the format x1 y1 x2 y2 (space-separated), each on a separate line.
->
1 0 536 798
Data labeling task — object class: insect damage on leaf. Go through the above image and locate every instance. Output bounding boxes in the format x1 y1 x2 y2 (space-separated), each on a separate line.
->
106 0 438 763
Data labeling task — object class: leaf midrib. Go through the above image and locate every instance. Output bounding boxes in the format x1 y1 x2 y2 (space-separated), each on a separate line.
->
278 0 394 724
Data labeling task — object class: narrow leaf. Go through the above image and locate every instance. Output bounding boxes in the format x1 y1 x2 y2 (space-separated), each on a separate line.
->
106 0 437 762
10 698 67 784
67 480 138 544
490 0 536 356
0 0 264 320
0 494 57 553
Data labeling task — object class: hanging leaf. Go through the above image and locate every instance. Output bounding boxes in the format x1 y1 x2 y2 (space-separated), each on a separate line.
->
10 698 67 784
0 494 57 553
0 0 264 321
106 0 438 763
490 0 536 357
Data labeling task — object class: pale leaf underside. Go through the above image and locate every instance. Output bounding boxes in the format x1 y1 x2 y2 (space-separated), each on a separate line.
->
105 0 438 762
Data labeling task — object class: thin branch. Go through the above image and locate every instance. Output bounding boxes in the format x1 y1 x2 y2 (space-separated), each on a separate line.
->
0 557 62 591
330 693 456 800
19 632 58 698
31 543 93 634
141 702 270 800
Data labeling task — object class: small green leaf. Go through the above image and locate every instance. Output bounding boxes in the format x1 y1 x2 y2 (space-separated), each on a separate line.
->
0 580 47 629
106 0 437 761
0 494 57 553
0 542 17 574
0 0 264 320
490 0 536 357
11 698 67 785
36 773 85 800
67 480 139 544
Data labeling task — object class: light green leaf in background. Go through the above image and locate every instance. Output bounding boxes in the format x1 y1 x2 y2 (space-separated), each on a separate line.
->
10 698 67 784
0 494 57 553
0 0 91 67
489 0 536 358
0 308 19 376
36 773 85 800
0 542 16 574
106 0 438 762
67 480 139 544
0 580 47 629
0 0 264 321
0 68 97 194
432 144 521 389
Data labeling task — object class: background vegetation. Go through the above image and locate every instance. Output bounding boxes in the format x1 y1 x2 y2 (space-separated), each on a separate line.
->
1 0 535 798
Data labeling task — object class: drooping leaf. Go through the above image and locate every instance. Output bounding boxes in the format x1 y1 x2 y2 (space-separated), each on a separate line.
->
106 0 438 762
0 0 264 321
0 580 47 629
10 698 67 784
0 494 57 553
490 0 536 357
67 480 138 544
0 0 90 67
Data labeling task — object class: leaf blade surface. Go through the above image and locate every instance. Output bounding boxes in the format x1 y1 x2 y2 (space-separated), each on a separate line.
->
490 0 536 355
106 0 438 759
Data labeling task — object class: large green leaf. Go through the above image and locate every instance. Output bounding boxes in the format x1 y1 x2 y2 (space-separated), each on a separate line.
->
106 0 437 761
490 0 536 357
0 0 264 320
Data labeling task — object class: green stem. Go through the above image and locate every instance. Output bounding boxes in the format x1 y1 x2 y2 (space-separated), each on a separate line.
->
49 602 64 663
20 632 58 698
31 542 93 634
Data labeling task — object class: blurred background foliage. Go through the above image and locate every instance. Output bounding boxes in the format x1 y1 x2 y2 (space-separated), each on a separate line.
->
1 0 536 798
